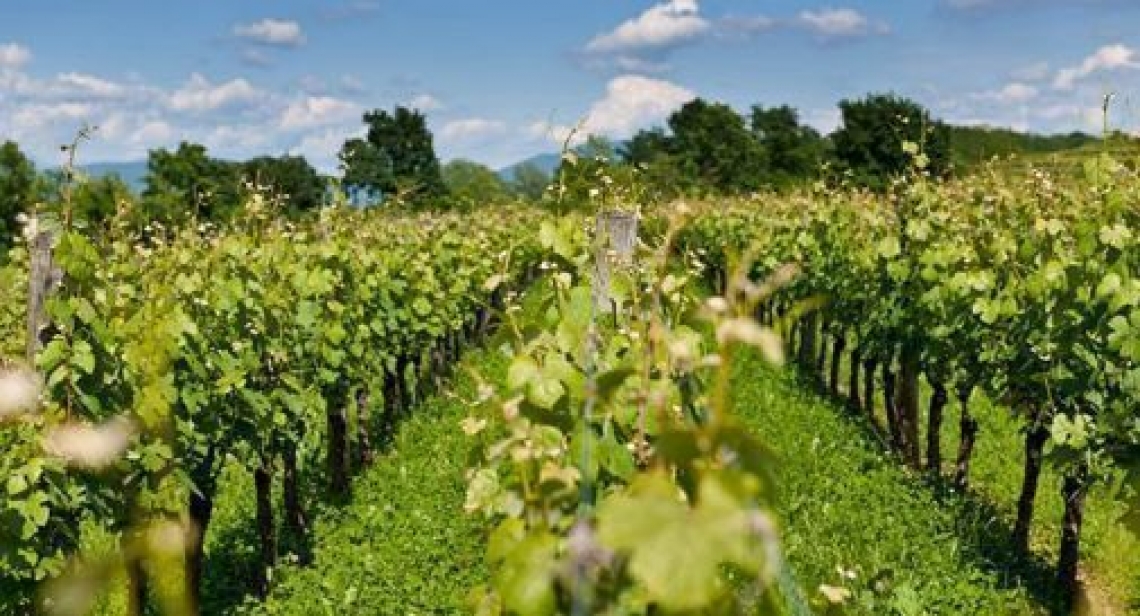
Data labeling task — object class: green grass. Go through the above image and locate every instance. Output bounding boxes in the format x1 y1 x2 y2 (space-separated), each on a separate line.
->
925 386 1140 613
731 351 1049 615
237 346 506 616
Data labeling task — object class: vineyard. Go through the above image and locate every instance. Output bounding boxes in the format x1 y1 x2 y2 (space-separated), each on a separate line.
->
2 149 1140 615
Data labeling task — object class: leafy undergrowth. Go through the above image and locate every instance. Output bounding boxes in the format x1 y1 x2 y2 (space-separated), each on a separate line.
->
731 351 1048 616
236 346 506 615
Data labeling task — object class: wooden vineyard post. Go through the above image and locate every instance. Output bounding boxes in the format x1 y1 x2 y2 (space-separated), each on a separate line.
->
26 227 60 364
592 210 639 315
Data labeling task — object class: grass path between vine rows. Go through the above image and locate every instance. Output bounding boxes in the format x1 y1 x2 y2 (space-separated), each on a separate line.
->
732 352 1050 615
232 342 1092 614
237 345 508 615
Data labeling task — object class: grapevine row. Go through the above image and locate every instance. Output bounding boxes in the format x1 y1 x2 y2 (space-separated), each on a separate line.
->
0 203 542 612
680 161 1140 602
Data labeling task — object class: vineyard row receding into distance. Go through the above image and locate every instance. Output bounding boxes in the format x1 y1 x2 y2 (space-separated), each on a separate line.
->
1 143 1140 615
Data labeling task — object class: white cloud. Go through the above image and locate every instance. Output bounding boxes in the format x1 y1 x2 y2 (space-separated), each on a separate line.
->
524 75 694 149
129 120 176 147
798 8 888 40
290 129 352 173
279 96 360 130
407 94 444 111
234 18 306 47
586 0 710 54
56 73 126 98
168 73 261 112
577 74 695 140
11 102 93 130
0 43 31 69
972 82 1039 104
1053 44 1140 90
441 118 507 141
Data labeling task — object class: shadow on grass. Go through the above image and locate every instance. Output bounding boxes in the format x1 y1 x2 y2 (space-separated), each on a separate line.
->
793 370 1068 615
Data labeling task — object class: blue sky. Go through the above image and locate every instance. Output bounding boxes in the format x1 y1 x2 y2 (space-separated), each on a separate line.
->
1 0 1139 172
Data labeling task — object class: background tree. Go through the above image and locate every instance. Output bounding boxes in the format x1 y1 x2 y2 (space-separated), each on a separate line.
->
667 99 767 194
508 162 550 202
831 93 950 189
142 142 240 225
70 174 133 230
339 107 446 207
441 159 510 209
750 105 826 187
0 141 37 252
621 128 684 198
242 156 327 218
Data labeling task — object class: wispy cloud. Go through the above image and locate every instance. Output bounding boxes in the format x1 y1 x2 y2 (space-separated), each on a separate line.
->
583 3 883 74
279 96 360 130
407 94 444 112
0 42 31 69
441 118 507 141
234 18 306 47
1053 44 1140 90
167 73 261 112
971 82 1039 104
797 8 889 40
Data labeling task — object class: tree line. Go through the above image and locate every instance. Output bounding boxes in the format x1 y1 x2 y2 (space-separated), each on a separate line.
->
0 91 1118 249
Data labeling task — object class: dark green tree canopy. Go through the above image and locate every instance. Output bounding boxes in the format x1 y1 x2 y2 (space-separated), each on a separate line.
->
242 155 327 217
750 105 826 186
339 107 445 207
0 141 37 251
621 127 674 167
831 93 950 189
70 174 132 230
143 142 241 224
667 98 767 193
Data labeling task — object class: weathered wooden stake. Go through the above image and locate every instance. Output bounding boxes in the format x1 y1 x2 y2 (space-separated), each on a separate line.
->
26 228 59 364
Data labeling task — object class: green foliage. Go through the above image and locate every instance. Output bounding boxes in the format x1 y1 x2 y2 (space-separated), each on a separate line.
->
508 163 552 202
465 212 786 613
0 200 545 612
550 136 632 213
0 141 37 251
620 128 685 198
339 106 446 207
240 156 327 218
443 159 511 209
750 105 826 187
831 93 950 189
679 159 1140 608
142 142 241 224
668 99 767 194
947 126 1098 170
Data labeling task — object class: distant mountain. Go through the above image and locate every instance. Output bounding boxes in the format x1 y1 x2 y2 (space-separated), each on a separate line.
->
79 161 148 192
497 153 561 182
